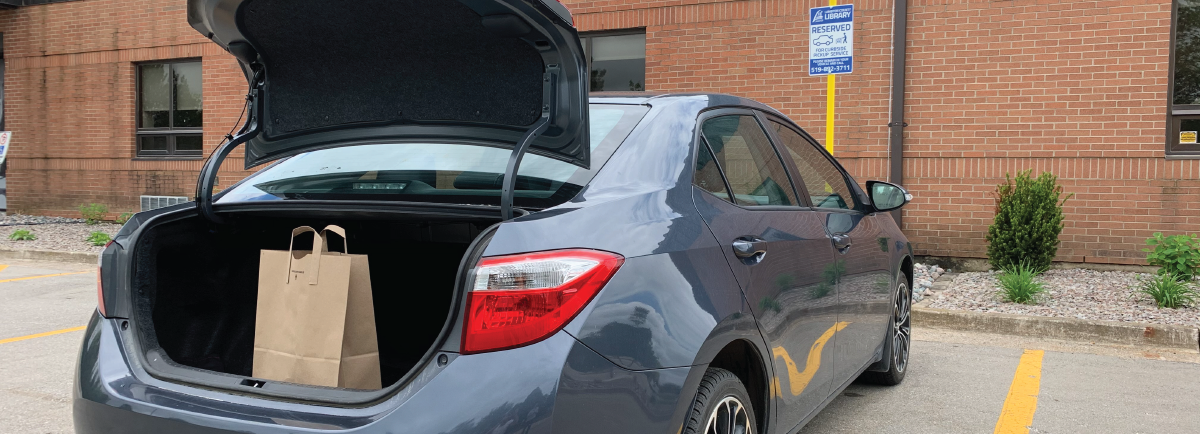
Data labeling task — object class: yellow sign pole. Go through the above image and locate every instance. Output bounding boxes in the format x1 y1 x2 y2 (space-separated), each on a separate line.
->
826 0 837 156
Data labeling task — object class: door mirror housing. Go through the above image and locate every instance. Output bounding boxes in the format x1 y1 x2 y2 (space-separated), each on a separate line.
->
866 181 911 212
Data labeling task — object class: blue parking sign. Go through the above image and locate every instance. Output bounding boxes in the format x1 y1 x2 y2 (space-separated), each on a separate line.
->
809 4 854 76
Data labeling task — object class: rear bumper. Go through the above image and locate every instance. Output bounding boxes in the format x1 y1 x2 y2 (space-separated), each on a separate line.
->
74 312 695 434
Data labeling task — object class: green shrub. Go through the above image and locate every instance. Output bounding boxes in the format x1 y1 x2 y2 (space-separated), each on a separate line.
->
79 203 108 225
810 282 833 299
1143 233 1200 281
1139 274 1197 309
996 262 1046 304
8 229 36 241
822 260 844 285
115 211 134 225
86 232 112 247
775 274 795 291
986 170 1072 271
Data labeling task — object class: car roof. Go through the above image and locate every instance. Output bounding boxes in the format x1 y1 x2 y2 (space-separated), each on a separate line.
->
589 92 786 118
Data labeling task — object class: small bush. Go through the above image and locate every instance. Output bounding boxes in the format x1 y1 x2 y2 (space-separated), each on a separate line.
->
79 203 108 225
9 229 36 241
115 212 134 225
986 170 1072 272
811 282 833 299
1143 233 1200 281
87 232 112 247
775 274 795 291
1139 274 1197 309
997 262 1046 304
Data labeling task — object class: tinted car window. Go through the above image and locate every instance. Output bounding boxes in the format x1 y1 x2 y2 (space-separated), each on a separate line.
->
694 140 732 201
700 115 798 207
769 121 858 211
218 105 648 208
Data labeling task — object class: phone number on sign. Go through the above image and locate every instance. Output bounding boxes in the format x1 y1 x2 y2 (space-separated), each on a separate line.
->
811 64 852 74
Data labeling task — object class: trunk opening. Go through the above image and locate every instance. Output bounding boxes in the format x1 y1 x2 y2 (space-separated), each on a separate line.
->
131 208 496 393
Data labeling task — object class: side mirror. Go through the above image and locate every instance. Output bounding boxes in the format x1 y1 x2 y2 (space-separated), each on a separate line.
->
866 181 911 212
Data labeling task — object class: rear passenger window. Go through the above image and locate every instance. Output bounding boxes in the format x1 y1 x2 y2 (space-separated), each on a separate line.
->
694 141 732 201
700 115 799 207
769 121 858 210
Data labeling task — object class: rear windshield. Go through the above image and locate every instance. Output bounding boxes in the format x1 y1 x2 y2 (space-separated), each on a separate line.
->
218 104 648 208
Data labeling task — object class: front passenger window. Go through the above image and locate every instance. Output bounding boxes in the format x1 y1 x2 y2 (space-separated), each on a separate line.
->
769 121 858 211
700 115 799 207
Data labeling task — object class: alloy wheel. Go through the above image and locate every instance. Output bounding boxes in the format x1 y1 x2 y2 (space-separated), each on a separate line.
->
893 280 911 373
704 396 752 434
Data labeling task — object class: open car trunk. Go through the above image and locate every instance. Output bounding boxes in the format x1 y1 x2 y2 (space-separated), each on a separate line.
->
130 208 497 394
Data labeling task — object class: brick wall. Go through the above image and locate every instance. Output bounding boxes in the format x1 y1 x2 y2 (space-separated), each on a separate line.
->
0 0 253 218
902 0 1193 265
0 0 1192 264
567 0 1195 265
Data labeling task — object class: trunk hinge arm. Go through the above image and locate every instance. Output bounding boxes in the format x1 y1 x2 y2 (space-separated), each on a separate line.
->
500 116 551 221
500 68 557 221
197 69 263 224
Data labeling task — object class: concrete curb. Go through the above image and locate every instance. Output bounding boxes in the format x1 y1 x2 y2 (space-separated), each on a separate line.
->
913 304 1200 352
0 248 99 265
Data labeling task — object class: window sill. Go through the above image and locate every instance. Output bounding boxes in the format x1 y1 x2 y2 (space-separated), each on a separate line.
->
131 157 205 161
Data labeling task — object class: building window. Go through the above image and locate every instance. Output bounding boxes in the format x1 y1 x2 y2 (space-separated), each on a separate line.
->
1171 2 1200 155
580 31 646 92
137 61 202 157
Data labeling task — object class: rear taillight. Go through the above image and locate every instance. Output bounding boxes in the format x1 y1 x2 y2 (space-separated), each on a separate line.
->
461 249 623 354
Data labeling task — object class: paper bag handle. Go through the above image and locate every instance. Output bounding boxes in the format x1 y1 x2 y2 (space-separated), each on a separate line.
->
286 226 324 285
320 225 349 254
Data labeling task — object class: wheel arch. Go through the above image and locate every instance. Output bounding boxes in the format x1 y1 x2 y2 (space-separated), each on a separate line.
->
707 338 769 434
900 255 913 289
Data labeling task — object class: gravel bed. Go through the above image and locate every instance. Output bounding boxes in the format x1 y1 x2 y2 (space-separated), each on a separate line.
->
924 268 1200 327
911 262 947 303
0 223 122 253
0 213 87 225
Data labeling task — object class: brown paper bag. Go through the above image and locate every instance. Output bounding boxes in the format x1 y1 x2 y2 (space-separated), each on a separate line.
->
253 225 381 390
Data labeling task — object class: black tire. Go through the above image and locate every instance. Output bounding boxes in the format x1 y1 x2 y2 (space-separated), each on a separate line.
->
684 368 758 434
861 271 911 386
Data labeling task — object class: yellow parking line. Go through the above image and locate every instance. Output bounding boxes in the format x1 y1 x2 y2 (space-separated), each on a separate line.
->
0 270 89 283
994 349 1045 434
0 264 9 273
0 325 87 345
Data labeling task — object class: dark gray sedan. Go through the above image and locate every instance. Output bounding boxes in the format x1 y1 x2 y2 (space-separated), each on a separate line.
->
75 1 914 433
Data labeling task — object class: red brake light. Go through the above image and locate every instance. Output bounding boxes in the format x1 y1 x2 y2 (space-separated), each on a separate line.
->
461 249 623 354
96 265 106 317
97 243 111 317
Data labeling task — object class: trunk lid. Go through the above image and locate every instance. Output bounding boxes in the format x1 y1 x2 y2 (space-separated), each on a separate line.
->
187 0 590 169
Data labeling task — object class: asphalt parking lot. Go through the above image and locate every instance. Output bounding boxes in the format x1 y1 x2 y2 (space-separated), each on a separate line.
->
2 259 1199 433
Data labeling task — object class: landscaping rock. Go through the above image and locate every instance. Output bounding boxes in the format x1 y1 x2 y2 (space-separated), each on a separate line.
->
0 223 122 253
0 213 87 226
925 268 1200 327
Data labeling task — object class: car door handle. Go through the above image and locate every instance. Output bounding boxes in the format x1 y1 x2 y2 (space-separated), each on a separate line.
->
831 233 852 252
732 237 768 260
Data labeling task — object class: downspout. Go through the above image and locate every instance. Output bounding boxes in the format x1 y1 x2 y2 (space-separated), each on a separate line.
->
887 0 908 226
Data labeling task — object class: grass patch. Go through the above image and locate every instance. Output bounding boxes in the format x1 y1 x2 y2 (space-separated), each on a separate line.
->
997 262 1045 304
86 232 112 247
758 297 782 313
1139 274 1197 309
79 203 108 225
8 229 36 241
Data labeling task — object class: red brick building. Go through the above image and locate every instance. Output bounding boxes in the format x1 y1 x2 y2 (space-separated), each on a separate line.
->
0 0 1195 266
